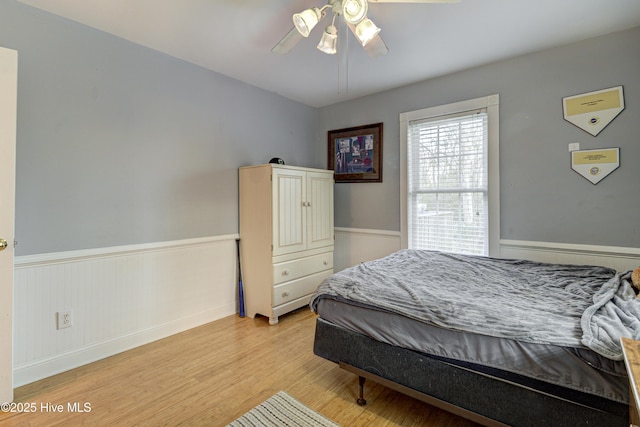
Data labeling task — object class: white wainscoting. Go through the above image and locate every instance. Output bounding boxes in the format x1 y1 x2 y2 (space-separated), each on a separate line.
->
334 227 402 272
13 231 638 387
333 228 640 273
13 235 238 387
500 240 640 272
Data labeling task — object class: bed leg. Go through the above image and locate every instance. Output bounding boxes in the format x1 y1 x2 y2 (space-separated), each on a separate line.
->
356 376 367 406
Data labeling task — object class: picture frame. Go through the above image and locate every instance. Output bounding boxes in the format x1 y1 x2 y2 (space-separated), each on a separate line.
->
327 122 383 183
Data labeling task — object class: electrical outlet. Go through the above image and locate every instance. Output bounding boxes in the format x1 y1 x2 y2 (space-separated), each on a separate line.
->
57 310 73 329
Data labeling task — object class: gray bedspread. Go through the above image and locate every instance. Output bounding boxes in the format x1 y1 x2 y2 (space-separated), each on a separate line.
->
310 249 640 360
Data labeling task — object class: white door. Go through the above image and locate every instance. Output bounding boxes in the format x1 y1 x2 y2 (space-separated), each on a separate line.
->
0 46 17 404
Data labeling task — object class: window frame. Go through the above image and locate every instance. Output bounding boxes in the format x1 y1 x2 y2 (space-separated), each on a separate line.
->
400 94 500 256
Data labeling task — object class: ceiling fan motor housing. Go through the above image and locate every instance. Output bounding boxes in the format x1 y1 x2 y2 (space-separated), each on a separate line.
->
342 0 368 24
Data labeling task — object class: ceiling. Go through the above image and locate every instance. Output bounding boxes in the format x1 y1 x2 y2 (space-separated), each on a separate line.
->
16 0 640 108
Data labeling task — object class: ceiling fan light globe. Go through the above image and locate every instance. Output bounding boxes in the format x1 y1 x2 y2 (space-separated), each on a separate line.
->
293 8 320 37
355 18 381 46
317 25 338 54
342 0 368 24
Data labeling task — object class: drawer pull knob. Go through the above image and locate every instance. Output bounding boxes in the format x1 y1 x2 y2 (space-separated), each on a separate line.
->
282 270 289 276
323 260 328 265
282 291 290 297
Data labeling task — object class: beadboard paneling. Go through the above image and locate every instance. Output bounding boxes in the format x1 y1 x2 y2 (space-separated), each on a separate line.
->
333 228 640 273
13 231 638 387
334 228 402 272
13 235 238 387
500 240 640 272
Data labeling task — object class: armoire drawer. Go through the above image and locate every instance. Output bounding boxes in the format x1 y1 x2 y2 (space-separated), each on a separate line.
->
273 252 333 285
273 269 333 306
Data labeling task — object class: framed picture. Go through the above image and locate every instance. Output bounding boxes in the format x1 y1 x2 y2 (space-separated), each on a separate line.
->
328 122 383 183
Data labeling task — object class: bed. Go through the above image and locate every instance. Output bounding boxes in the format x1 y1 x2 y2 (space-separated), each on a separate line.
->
310 249 640 426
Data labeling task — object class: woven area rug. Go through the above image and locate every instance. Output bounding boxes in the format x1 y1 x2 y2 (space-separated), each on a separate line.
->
227 391 340 427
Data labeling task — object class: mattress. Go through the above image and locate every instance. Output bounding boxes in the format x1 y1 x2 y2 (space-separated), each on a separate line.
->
315 297 629 404
313 316 628 427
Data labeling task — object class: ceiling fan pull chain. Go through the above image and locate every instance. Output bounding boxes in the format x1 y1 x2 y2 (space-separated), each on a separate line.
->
336 28 342 95
346 23 350 95
337 18 342 95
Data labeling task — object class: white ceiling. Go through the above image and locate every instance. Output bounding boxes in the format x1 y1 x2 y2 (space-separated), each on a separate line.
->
17 0 640 107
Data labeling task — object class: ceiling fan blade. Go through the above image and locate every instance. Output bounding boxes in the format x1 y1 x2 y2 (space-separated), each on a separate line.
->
272 27 303 54
368 0 459 3
363 34 389 58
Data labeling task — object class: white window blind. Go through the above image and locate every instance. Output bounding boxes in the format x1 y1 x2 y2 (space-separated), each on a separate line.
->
407 110 488 255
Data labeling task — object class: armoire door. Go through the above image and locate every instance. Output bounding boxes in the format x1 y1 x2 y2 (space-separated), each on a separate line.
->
306 171 334 250
272 168 307 256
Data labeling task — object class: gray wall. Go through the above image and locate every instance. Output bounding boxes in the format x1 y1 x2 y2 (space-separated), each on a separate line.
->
3 0 639 256
320 26 640 248
0 0 319 256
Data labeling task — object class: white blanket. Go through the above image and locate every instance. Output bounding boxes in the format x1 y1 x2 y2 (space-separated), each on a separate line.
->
581 269 640 360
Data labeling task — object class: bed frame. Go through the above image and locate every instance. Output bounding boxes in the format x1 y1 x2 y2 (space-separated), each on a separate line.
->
313 317 628 427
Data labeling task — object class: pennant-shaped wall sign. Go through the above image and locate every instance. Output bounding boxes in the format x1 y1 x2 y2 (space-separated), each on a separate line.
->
571 148 620 185
563 86 624 136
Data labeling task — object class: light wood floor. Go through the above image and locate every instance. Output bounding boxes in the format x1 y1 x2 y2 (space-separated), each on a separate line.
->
1 308 480 426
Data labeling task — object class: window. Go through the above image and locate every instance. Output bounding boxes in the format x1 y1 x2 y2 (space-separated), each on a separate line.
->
408 112 488 255
400 95 500 256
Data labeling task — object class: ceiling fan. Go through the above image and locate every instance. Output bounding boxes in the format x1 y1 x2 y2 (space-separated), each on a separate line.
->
272 0 458 58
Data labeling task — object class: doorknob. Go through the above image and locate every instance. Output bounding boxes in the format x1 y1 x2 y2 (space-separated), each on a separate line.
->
0 239 7 251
